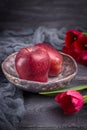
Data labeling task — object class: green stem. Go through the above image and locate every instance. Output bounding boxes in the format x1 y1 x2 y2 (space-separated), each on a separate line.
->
83 32 87 36
39 85 87 95
83 95 87 104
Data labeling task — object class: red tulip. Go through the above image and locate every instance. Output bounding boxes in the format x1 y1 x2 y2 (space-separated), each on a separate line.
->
55 90 84 114
62 30 87 66
74 36 87 51
75 51 87 65
65 30 83 47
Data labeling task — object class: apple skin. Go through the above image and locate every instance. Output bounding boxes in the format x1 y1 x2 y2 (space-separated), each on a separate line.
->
15 46 50 82
35 43 63 76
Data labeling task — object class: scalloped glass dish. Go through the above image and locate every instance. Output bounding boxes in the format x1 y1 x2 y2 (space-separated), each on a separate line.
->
1 52 77 93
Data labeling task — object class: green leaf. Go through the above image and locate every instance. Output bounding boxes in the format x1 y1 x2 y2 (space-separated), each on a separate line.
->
39 85 87 95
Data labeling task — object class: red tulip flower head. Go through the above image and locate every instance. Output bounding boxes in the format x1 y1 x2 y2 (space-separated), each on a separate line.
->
74 36 87 51
65 30 83 47
73 36 87 65
55 90 84 114
62 30 87 66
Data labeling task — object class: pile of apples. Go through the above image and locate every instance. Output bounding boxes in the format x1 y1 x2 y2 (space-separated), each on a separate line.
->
15 43 63 82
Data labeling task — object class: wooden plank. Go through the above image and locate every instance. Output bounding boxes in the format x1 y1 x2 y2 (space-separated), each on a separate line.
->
0 0 87 29
18 64 87 129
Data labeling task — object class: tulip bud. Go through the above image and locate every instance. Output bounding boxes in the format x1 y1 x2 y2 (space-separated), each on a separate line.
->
55 90 84 114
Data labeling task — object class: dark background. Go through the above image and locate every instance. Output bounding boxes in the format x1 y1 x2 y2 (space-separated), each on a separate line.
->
0 0 87 30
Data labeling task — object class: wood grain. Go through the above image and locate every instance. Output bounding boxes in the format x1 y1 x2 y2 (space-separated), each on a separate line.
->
17 64 87 130
0 0 87 29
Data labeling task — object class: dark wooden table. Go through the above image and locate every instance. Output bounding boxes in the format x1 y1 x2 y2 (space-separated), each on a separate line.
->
0 0 87 130
17 64 87 130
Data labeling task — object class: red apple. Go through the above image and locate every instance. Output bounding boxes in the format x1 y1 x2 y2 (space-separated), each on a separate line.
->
35 43 63 76
15 46 50 82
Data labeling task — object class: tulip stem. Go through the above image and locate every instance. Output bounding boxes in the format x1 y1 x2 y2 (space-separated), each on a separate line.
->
39 85 87 95
83 95 87 104
83 32 87 36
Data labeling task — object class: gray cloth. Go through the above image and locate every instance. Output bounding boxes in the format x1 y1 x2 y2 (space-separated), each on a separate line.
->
0 26 85 130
